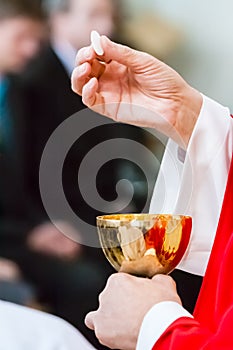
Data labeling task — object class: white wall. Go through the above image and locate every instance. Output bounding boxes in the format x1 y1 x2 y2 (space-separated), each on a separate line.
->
124 0 233 110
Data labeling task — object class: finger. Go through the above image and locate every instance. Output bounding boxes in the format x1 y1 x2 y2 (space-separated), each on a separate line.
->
101 35 150 69
75 46 96 66
82 77 102 108
85 311 96 330
89 59 106 79
71 62 91 95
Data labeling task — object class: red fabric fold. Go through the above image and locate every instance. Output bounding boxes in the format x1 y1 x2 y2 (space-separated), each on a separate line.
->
153 152 233 349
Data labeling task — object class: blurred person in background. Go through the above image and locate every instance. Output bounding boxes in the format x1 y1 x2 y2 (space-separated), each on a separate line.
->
1 0 151 348
0 0 114 348
3 0 201 341
0 0 45 308
16 0 150 227
0 258 39 309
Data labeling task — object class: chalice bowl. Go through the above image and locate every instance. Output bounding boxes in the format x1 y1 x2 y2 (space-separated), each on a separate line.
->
97 214 192 278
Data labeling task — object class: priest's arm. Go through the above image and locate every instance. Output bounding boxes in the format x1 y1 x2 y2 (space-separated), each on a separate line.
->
71 37 233 350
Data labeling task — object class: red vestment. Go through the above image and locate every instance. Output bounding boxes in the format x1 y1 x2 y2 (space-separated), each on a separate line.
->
153 153 233 349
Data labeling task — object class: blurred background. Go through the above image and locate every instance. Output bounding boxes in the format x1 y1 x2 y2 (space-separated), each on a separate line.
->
123 0 233 110
0 0 233 349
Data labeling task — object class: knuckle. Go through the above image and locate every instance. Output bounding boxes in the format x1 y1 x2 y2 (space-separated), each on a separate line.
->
153 274 175 286
107 272 120 284
97 331 114 349
166 275 176 285
105 272 130 288
153 274 166 282
97 334 108 347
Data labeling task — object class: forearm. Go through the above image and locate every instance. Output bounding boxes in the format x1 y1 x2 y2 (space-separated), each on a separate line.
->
168 85 203 149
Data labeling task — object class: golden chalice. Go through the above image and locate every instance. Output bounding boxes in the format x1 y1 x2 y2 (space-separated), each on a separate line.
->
97 214 192 278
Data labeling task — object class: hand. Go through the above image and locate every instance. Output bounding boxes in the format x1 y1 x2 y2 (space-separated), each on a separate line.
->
85 273 181 350
0 258 21 281
27 222 82 260
72 36 203 148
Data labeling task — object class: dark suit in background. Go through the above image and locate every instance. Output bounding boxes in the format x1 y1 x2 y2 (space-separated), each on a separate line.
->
2 45 153 349
0 48 113 349
2 45 203 349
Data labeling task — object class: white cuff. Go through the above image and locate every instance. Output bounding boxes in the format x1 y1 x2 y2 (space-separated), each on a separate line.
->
150 95 233 275
136 301 193 350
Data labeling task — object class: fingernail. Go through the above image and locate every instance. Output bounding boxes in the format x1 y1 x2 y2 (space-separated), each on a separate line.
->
81 63 86 72
85 48 92 59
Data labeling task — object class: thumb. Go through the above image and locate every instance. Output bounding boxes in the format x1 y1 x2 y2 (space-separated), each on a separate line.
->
85 311 96 330
101 35 149 69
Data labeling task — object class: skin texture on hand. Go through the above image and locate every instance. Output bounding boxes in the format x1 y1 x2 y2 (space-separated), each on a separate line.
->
85 273 181 350
71 36 203 149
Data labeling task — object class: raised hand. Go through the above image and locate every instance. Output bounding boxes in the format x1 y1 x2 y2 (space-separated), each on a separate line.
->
72 36 202 148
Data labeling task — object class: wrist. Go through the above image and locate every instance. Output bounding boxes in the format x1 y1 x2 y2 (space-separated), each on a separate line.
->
175 86 203 149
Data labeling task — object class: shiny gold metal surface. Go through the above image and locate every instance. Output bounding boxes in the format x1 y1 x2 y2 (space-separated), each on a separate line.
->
97 214 192 278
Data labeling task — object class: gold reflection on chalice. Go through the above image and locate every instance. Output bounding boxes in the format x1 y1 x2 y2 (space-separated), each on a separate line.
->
97 214 192 278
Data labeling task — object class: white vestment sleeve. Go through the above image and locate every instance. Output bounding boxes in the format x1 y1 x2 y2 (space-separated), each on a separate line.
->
150 95 233 276
137 96 233 349
0 300 96 350
136 302 192 350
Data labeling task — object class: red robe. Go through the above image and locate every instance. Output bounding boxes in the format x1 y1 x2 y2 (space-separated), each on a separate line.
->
153 153 233 349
